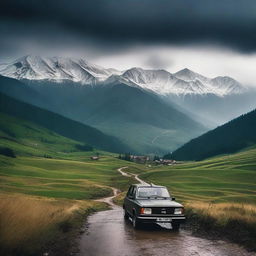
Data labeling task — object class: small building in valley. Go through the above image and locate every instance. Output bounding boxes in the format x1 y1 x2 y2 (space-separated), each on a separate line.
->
90 156 99 160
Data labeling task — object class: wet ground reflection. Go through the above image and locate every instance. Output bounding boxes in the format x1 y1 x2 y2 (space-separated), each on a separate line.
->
79 206 255 256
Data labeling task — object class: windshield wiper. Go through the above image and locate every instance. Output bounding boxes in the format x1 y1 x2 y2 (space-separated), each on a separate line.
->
148 196 167 199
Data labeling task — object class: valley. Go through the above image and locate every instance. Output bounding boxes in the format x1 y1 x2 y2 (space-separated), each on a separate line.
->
0 104 256 254
2 2 256 256
1 56 256 154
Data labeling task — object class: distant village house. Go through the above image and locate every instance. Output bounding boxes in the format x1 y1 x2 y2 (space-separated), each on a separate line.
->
90 156 99 160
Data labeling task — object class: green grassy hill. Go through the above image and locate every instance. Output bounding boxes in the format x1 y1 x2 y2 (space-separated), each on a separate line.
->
0 108 142 199
0 112 94 159
140 147 256 251
166 109 256 160
142 146 256 204
0 92 131 153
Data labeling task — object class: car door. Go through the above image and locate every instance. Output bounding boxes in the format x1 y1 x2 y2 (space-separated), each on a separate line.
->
124 185 132 213
125 185 135 216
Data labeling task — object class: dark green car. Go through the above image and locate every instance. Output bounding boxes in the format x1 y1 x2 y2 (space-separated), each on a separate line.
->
123 184 185 230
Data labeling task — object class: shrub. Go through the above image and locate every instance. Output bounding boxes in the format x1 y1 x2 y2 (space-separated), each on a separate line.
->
0 147 16 158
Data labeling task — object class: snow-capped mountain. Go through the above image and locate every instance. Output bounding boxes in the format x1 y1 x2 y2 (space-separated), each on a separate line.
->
173 68 243 96
119 67 244 96
0 55 245 96
0 55 120 84
174 68 209 83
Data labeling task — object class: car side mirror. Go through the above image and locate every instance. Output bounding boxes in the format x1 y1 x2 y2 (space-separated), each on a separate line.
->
128 195 135 199
172 197 176 201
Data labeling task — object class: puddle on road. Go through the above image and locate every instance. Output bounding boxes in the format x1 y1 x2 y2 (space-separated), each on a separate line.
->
78 207 256 256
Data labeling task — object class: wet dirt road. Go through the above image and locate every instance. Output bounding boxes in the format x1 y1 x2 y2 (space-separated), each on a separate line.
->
79 206 255 256
78 168 256 256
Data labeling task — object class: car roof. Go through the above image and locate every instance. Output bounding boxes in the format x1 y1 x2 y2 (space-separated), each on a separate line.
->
132 183 166 188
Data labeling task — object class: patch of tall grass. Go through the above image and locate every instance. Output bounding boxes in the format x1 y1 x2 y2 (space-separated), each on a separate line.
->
186 202 256 251
0 194 106 256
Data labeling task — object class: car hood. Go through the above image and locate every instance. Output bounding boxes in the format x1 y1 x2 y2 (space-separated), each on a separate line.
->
136 199 183 208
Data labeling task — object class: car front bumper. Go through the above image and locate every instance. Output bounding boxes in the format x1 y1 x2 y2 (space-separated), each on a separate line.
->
137 215 186 224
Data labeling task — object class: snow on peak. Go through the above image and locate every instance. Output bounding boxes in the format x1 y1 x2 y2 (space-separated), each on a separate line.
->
120 67 244 96
0 56 245 96
0 55 118 84
174 68 209 83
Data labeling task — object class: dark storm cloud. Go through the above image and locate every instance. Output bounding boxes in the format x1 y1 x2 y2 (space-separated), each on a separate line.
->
1 0 256 52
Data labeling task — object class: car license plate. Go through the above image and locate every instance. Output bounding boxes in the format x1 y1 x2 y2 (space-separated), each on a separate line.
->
156 217 172 222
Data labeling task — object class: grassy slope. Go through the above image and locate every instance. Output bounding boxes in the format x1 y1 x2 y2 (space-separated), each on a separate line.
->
0 92 130 153
0 155 138 200
141 147 256 204
140 147 256 251
0 112 90 159
0 112 142 199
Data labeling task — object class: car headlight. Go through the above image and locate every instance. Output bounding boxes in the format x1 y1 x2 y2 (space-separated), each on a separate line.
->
140 208 152 214
174 208 183 215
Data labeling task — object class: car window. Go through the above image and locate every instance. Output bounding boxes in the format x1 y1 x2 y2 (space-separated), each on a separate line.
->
127 186 133 197
137 187 170 198
131 186 136 198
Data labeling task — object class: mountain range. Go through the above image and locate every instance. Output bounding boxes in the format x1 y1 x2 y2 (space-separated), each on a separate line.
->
0 74 205 154
1 55 256 154
0 55 245 96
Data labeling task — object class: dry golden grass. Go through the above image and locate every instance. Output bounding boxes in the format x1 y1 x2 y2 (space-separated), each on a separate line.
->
186 201 256 224
0 193 105 255
113 191 126 206
185 201 256 251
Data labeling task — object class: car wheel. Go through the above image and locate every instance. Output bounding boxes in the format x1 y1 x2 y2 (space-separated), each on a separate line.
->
132 215 140 229
124 209 129 220
172 222 180 231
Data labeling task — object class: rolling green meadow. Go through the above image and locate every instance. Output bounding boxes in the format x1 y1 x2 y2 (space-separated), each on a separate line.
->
141 147 256 204
140 147 256 250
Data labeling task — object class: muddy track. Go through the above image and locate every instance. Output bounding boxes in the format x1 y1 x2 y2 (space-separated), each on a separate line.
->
78 167 256 256
117 166 147 185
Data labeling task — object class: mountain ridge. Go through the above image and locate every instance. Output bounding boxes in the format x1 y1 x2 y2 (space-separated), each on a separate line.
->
0 55 245 97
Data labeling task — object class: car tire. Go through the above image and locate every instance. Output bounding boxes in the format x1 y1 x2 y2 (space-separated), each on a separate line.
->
132 215 140 229
172 222 180 231
124 209 129 220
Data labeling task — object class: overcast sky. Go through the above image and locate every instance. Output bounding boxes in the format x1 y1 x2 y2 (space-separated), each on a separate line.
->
1 0 256 86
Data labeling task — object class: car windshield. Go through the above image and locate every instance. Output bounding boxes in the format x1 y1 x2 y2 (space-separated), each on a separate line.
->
137 187 170 198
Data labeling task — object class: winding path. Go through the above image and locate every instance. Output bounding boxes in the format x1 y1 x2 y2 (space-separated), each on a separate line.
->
78 167 255 256
117 166 148 185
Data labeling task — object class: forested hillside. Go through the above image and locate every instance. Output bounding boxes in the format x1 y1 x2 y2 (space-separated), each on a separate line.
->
165 109 256 160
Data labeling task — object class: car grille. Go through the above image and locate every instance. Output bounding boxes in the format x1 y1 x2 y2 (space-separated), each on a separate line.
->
151 207 175 214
